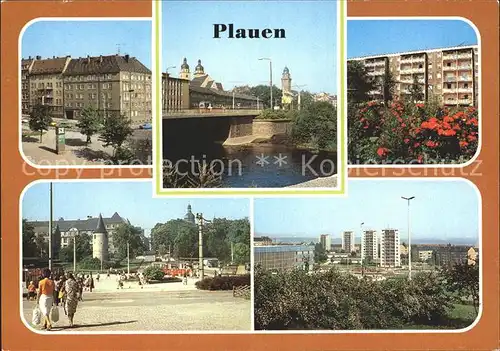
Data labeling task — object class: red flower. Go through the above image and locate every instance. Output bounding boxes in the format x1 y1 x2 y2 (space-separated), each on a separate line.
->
401 123 406 127
459 141 469 148
414 142 421 148
441 129 456 137
443 116 454 123
377 147 389 157
417 154 424 163
416 103 424 108
404 138 410 144
425 140 438 148
467 135 477 142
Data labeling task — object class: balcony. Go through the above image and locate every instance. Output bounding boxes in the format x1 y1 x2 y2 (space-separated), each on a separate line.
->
458 87 472 93
442 88 457 93
457 65 472 70
458 76 472 82
401 56 425 64
445 99 458 105
400 67 425 74
444 77 457 82
458 99 472 105
367 70 385 76
443 65 457 71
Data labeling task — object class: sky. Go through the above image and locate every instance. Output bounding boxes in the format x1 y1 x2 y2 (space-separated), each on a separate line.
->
348 20 478 58
22 20 152 69
22 181 249 236
162 1 337 94
254 179 479 242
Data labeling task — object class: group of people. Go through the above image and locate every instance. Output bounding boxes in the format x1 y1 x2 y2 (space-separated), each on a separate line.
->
27 269 101 330
29 268 80 330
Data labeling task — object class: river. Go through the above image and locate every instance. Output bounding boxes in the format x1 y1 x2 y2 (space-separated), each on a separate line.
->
163 143 337 188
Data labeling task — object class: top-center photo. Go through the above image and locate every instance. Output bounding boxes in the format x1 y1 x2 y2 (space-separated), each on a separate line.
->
159 0 341 190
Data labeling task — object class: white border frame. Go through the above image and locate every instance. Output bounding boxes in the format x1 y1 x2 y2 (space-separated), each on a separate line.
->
18 17 153 170
347 17 482 169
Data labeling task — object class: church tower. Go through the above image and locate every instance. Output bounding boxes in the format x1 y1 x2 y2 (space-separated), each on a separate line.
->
281 66 292 94
92 214 109 262
179 58 190 80
184 204 195 224
193 59 205 78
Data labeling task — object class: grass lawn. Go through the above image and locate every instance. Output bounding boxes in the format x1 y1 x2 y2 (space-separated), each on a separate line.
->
403 303 477 330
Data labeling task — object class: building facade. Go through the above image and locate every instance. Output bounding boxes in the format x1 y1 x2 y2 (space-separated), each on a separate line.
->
341 231 355 253
379 229 401 267
433 244 477 266
27 212 131 254
361 230 378 262
63 54 151 123
254 245 314 271
29 56 71 118
162 73 190 112
92 214 109 262
348 45 479 106
21 57 35 115
319 234 332 252
184 204 195 224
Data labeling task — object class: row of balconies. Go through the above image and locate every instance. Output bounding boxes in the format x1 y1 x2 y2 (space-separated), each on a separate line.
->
442 52 473 60
365 60 386 67
443 65 472 71
399 67 425 74
444 76 473 82
442 87 473 93
444 98 473 105
400 56 425 64
367 70 385 76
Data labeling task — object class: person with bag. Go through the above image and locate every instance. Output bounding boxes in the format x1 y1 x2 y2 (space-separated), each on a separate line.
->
64 272 80 327
37 268 55 330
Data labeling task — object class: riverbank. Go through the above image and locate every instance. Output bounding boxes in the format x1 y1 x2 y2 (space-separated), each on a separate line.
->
286 174 338 188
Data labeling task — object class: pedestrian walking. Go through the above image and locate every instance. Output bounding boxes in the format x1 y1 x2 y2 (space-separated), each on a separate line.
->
27 281 36 301
64 273 79 328
96 273 100 282
183 273 188 285
89 273 94 293
37 268 55 331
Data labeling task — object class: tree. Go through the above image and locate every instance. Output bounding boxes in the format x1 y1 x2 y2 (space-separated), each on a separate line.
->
246 85 283 109
292 101 337 150
35 233 48 258
98 113 133 160
233 242 250 264
408 75 424 103
381 69 396 105
29 104 52 142
350 251 357 258
441 259 480 314
314 243 328 263
22 220 38 258
143 266 165 281
58 232 92 262
113 223 146 261
292 90 314 110
347 61 376 104
77 106 102 144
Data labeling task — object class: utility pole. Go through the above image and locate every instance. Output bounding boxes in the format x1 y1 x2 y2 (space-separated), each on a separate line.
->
402 196 415 280
48 182 53 271
232 91 235 110
259 58 273 109
127 241 130 275
73 235 76 273
293 85 307 111
196 213 204 279
231 242 234 264
360 222 364 276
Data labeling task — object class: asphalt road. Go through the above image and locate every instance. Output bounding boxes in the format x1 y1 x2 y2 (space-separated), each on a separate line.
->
22 289 251 332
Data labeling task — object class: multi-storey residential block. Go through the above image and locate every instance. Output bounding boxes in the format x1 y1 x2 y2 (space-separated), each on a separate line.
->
341 231 355 254
319 234 332 252
63 54 151 123
162 73 190 112
21 57 35 115
379 229 401 267
361 229 378 263
29 56 71 118
348 45 479 107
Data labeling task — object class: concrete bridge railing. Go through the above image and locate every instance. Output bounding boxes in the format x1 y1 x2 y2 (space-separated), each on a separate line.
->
162 109 262 119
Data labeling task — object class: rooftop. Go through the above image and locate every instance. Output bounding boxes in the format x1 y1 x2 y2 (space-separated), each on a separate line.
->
64 55 151 76
348 44 478 61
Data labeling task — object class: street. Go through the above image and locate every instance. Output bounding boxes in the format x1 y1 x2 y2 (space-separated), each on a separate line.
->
22 289 251 331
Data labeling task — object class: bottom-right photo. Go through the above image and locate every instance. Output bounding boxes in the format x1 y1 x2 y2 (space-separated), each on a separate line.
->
253 178 481 331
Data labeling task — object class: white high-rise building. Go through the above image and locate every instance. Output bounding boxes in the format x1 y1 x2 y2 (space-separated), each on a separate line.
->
319 234 332 252
341 231 355 254
380 229 401 267
361 230 378 263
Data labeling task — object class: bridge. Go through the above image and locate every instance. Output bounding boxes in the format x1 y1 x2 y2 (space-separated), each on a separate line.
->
162 109 261 120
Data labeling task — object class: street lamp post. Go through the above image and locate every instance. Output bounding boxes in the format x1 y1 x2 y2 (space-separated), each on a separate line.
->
73 235 77 273
293 85 307 111
196 213 212 280
48 182 53 271
127 241 130 275
259 58 273 109
401 196 415 280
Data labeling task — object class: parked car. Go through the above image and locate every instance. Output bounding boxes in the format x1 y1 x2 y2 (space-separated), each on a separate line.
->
139 123 152 130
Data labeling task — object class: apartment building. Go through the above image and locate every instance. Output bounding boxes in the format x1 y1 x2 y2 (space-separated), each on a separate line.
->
319 234 332 252
348 45 479 107
28 56 71 118
162 73 190 112
63 54 152 123
21 57 35 115
254 245 314 271
379 229 401 267
361 229 378 262
341 231 355 254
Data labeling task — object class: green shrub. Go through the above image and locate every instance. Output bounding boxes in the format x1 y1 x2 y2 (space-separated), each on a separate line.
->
143 266 165 281
77 256 112 270
195 274 250 290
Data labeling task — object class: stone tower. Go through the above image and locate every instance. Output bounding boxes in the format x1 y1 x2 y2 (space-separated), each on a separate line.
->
281 66 292 94
179 57 190 80
193 59 205 78
92 213 109 262
184 204 195 224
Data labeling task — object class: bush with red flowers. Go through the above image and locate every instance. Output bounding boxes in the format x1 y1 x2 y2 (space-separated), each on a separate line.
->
349 100 478 164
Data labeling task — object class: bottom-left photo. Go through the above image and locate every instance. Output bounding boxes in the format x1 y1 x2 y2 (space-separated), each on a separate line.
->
20 180 251 332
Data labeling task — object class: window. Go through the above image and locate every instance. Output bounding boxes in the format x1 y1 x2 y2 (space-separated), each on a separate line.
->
447 62 451 67
464 83 468 88
447 83 452 89
464 94 469 99
418 64 423 69
437 73 442 79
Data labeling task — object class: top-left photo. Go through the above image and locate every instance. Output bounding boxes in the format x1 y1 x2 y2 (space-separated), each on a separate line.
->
20 19 152 167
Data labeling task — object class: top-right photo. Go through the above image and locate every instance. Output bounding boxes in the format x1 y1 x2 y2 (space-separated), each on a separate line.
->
347 19 479 165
